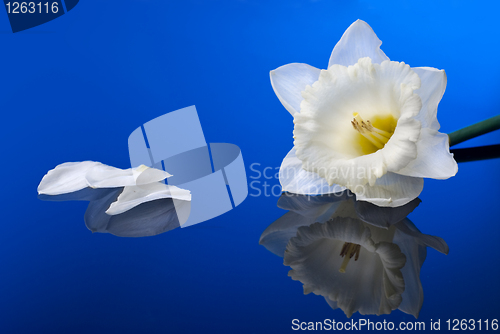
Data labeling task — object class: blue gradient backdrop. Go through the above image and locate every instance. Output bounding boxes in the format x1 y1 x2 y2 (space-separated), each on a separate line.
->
1 1 499 333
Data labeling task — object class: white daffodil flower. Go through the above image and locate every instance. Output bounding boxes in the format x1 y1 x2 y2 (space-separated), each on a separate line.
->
260 194 448 318
38 161 192 236
271 20 458 207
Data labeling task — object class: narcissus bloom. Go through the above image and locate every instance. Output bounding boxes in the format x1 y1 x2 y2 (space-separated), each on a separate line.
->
271 20 458 207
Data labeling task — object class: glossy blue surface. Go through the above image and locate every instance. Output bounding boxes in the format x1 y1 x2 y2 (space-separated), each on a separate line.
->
1 1 499 333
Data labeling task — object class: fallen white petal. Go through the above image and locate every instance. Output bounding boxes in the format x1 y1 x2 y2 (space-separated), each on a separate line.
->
38 161 102 195
106 182 191 215
85 164 172 188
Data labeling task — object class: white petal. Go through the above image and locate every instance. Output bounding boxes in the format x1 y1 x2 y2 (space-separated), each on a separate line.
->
106 183 191 215
85 164 171 188
38 161 102 195
284 218 405 317
328 20 389 68
354 172 423 208
270 63 321 116
412 67 447 131
279 147 347 195
396 128 458 179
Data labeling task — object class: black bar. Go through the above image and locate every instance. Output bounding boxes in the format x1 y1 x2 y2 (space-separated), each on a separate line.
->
450 144 500 163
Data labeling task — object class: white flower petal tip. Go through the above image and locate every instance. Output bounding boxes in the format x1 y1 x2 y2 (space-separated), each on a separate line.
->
85 164 171 188
271 20 457 208
270 63 321 116
39 161 172 197
328 19 389 68
37 161 102 195
105 183 191 216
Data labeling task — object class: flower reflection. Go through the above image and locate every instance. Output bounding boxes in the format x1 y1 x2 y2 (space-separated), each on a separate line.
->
260 193 448 318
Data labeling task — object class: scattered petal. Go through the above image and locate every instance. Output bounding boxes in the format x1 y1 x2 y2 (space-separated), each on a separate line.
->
85 164 171 188
106 182 191 215
37 161 101 195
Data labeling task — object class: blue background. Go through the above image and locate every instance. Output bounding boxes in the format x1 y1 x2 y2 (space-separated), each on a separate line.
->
1 0 499 333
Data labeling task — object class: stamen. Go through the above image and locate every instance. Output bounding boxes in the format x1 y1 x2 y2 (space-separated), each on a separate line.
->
351 113 391 149
365 120 392 138
339 242 361 273
339 242 349 256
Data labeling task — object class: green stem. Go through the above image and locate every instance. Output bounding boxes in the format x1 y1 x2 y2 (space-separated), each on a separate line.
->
448 115 500 147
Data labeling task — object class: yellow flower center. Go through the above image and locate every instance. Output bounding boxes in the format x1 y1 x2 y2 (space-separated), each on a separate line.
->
351 113 396 155
339 242 361 273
